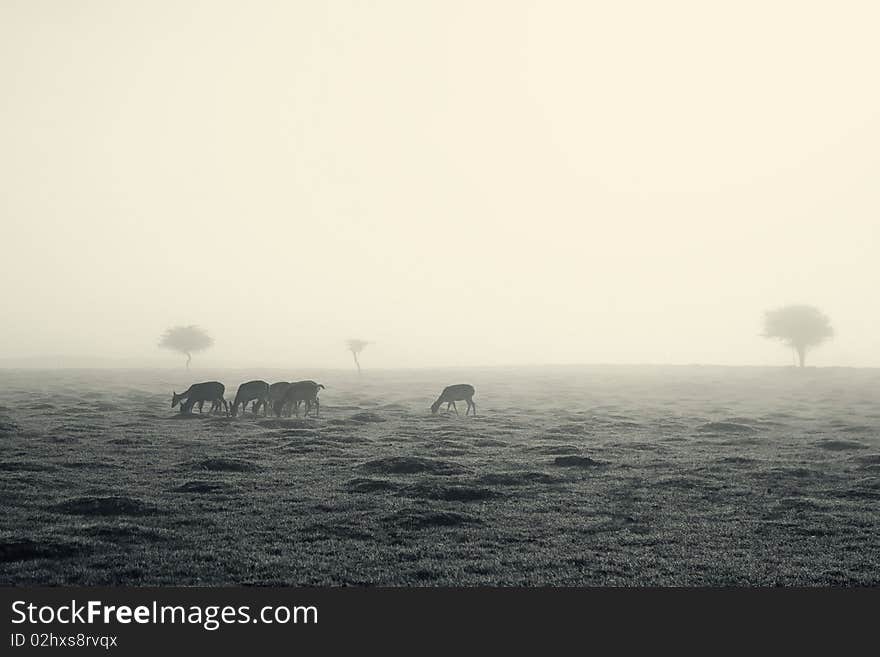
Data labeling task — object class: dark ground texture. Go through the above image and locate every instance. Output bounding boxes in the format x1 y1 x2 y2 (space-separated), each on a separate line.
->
1 365 878 585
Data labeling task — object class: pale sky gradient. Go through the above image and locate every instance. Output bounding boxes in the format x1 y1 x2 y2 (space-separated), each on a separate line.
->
2 1 878 368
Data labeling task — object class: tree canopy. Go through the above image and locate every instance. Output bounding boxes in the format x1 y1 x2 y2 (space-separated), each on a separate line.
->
762 305 833 367
159 325 214 369
346 339 369 373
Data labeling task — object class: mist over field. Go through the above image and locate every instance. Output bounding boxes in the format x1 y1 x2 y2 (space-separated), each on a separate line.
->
2 366 879 586
2 1 879 369
1 2 879 587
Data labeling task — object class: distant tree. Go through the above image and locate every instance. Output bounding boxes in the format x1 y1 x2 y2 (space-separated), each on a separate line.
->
346 339 369 374
762 305 833 367
159 325 214 369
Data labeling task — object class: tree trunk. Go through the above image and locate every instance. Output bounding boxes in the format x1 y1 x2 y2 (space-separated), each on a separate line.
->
352 352 361 374
185 351 192 369
795 344 806 368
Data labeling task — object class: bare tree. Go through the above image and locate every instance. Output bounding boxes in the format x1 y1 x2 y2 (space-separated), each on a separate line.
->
159 325 214 369
762 305 833 367
346 339 369 374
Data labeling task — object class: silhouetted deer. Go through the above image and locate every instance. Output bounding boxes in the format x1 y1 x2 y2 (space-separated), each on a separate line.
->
431 384 476 416
277 380 325 417
172 382 228 415
230 380 270 417
268 382 291 416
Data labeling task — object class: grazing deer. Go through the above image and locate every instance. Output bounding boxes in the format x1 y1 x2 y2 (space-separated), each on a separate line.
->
172 382 228 415
268 382 291 416
230 380 270 417
431 384 476 416
278 380 325 417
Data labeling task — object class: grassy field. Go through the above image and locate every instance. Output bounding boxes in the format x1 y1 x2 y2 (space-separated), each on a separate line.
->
1 365 878 586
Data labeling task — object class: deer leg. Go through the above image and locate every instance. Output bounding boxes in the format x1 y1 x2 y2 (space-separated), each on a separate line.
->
452 401 459 415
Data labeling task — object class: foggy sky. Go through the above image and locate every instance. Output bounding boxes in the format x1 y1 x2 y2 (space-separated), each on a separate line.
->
2 1 879 369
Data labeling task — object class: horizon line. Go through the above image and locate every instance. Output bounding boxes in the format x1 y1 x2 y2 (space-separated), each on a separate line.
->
0 361 876 372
